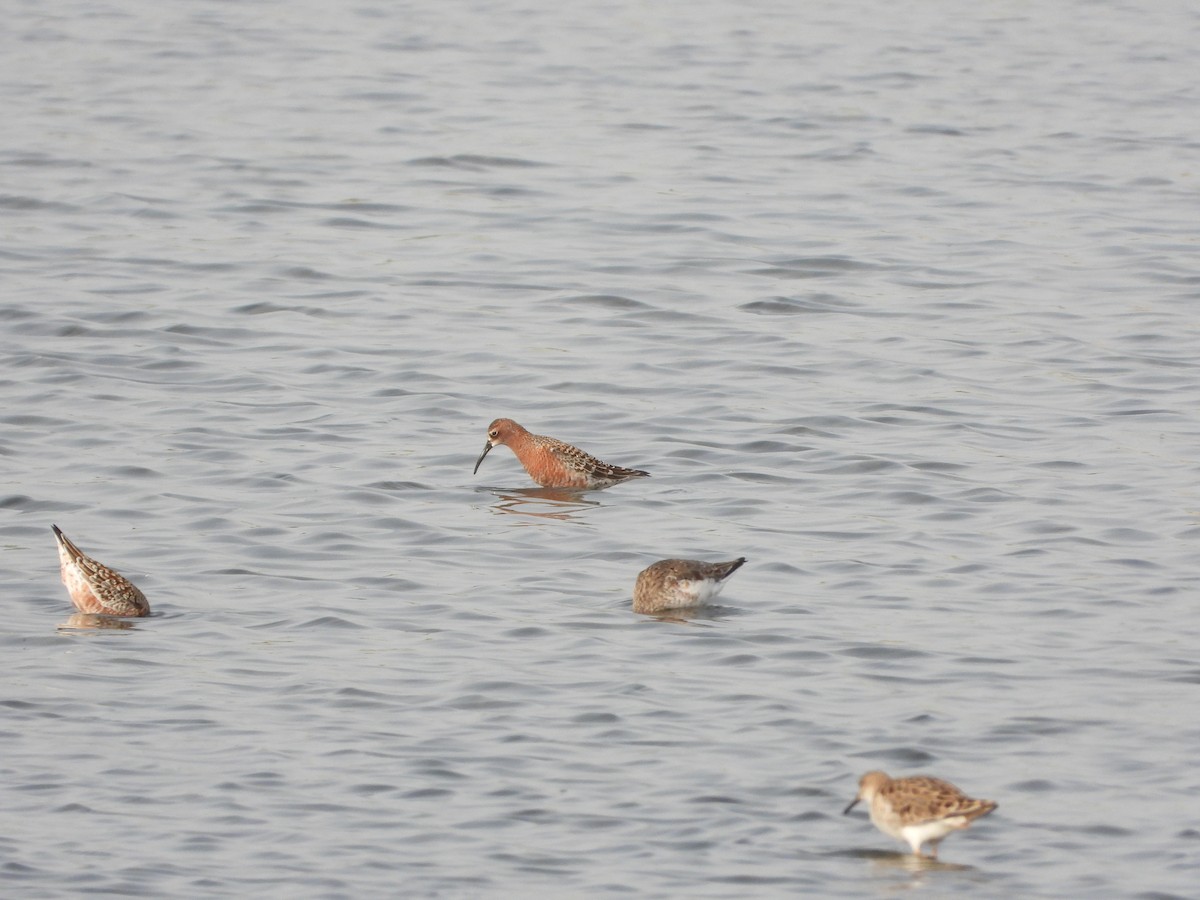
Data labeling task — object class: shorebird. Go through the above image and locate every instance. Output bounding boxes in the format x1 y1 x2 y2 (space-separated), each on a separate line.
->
844 771 997 859
473 418 649 489
632 557 746 614
52 525 149 617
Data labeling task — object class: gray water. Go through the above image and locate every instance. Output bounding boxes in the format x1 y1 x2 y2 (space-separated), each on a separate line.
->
2 1 1199 897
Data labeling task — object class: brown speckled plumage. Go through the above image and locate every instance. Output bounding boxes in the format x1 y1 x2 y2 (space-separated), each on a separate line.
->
844 771 996 859
632 557 746 614
52 525 149 617
473 418 649 489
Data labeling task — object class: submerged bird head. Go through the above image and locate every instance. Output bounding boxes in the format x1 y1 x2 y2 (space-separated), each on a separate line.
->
844 770 890 814
473 418 525 474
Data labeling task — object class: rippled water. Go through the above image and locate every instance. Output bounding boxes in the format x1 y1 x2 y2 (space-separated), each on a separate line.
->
2 1 1198 896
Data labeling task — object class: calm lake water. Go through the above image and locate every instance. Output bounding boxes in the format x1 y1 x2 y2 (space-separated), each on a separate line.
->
2 1 1198 897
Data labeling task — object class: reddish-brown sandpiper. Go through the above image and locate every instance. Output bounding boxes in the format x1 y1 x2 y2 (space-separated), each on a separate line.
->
473 418 649 489
52 525 149 617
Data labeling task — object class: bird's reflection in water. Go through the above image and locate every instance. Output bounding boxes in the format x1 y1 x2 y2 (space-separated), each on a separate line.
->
880 851 973 875
640 604 737 626
486 486 601 521
58 612 140 632
839 847 975 885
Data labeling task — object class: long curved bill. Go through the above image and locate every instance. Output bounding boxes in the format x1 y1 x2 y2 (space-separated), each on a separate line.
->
473 441 494 474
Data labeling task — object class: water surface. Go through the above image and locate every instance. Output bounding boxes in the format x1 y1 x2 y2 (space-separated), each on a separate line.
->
2 1 1198 896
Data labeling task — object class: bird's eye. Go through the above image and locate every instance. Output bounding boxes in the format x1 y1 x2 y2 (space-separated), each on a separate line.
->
489 430 498 438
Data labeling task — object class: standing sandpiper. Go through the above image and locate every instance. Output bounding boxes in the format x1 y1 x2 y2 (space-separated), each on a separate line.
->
632 557 746 614
844 771 996 859
473 418 649 489
52 525 150 617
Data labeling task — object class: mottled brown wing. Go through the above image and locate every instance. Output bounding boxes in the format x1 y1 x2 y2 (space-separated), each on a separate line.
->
888 776 996 824
549 439 648 479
